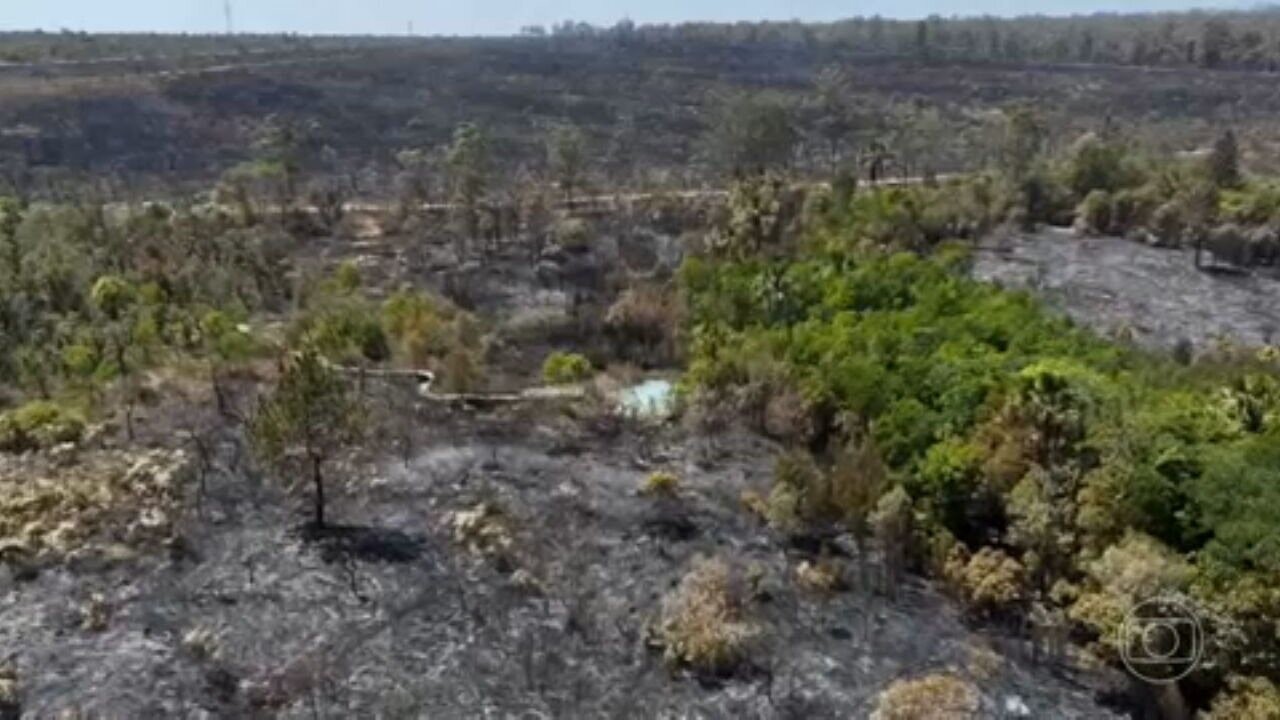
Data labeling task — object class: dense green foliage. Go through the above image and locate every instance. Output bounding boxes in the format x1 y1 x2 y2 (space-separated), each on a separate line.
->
0 399 85 452
289 265 487 392
541 351 593 385
0 196 289 418
682 187 1280 702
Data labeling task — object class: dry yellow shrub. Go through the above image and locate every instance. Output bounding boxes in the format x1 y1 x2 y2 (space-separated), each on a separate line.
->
872 674 981 720
657 557 760 675
1203 676 1280 720
0 448 187 565
946 546 1026 615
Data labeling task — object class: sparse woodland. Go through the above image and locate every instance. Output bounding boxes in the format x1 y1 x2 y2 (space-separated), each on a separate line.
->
1 9 1280 720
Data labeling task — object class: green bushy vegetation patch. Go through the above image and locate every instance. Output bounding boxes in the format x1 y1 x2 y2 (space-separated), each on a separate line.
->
541 351 593 385
0 195 287 430
682 193 1280 701
0 400 86 452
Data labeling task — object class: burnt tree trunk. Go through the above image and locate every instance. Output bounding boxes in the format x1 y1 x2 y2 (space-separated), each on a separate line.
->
311 454 326 529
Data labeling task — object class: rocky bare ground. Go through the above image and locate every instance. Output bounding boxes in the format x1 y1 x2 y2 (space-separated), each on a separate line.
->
974 228 1280 354
0 398 1124 718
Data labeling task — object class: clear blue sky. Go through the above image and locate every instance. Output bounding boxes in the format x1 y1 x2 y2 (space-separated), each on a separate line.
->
0 1 1248 36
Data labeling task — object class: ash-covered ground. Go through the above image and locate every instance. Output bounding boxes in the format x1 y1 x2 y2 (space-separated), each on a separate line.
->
974 228 1280 353
0 398 1124 719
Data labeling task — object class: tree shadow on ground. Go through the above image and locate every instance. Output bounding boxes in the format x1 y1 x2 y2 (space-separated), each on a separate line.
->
296 523 427 564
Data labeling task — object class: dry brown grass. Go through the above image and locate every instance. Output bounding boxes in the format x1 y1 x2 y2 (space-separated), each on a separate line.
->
655 556 760 675
0 74 156 103
0 448 188 566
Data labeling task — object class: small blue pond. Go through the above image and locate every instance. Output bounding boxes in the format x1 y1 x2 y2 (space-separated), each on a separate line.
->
619 379 675 418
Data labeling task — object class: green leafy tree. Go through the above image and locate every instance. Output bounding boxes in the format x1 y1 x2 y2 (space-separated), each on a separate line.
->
1000 106 1046 181
90 274 150 438
0 196 22 285
704 92 797 174
250 349 366 529
200 310 255 416
811 66 860 174
1064 132 1133 197
254 115 317 204
1206 129 1243 189
446 123 491 256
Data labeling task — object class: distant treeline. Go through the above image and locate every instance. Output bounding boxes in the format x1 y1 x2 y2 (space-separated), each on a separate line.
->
8 8 1280 71
533 9 1280 71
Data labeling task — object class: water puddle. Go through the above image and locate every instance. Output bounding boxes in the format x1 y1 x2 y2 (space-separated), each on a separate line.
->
618 378 675 418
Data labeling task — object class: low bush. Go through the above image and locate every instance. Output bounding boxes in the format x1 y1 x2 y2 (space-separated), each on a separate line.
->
381 290 455 366
944 546 1027 617
1074 189 1112 235
762 384 819 444
767 450 828 531
605 284 682 365
0 400 85 452
640 471 681 498
871 673 981 720
655 557 760 675
541 351 593 385
290 270 389 365
553 217 591 252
